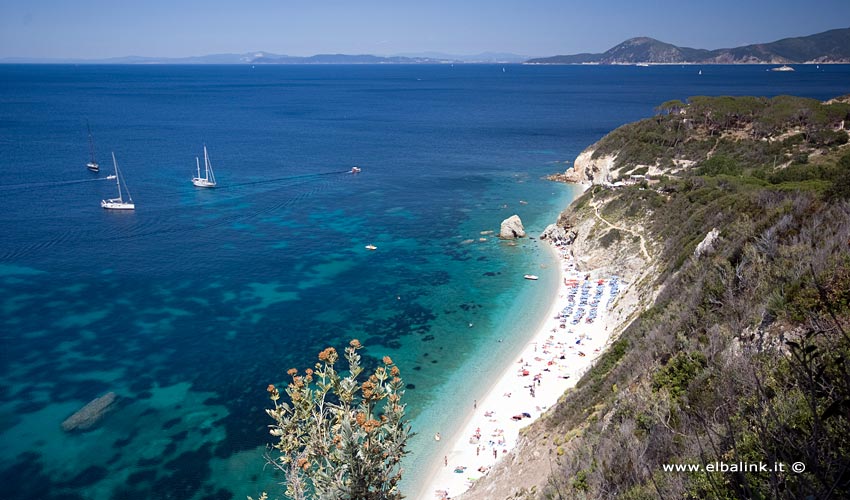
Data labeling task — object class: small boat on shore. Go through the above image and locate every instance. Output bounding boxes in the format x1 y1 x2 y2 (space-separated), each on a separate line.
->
524 274 539 280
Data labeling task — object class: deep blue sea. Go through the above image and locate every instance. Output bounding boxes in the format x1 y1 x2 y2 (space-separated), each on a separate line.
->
1 63 848 500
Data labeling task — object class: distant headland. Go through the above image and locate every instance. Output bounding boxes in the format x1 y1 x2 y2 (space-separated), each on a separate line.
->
527 27 850 65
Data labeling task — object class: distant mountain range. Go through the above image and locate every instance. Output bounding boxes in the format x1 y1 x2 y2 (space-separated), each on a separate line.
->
526 27 850 64
3 27 848 65
0 51 529 65
393 52 531 63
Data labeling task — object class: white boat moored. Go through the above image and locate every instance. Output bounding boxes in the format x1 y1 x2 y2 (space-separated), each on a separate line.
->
192 145 217 188
86 121 99 172
101 152 135 210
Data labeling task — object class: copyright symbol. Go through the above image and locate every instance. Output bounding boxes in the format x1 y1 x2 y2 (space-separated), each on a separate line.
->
792 462 806 473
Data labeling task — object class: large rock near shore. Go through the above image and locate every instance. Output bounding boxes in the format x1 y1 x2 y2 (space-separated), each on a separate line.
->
499 215 526 239
540 223 577 245
61 392 117 432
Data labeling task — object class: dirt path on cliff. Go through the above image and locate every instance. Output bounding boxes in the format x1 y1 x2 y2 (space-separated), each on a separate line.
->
591 202 651 261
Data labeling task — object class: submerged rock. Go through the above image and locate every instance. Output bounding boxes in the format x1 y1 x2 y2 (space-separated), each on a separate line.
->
499 215 526 239
61 392 117 432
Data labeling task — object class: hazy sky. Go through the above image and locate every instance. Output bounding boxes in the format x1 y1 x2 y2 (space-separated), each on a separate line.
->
1 0 848 59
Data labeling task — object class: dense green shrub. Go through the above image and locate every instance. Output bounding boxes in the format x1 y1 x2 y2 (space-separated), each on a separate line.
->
651 352 707 401
696 155 742 176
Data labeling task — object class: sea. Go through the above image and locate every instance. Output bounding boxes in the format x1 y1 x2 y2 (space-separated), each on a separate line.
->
1 63 848 500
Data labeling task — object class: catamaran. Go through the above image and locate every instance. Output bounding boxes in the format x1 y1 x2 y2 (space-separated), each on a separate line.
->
101 153 135 210
86 122 99 172
192 145 217 188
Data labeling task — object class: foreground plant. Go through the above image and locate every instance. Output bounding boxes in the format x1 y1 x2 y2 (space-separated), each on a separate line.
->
259 340 411 500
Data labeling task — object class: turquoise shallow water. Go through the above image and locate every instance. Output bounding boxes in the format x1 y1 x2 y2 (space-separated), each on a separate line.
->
0 64 848 499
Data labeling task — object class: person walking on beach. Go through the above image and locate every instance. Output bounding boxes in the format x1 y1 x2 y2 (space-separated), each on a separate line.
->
444 455 447 467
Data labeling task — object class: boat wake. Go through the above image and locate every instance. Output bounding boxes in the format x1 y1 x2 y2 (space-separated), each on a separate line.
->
221 169 353 190
0 177 113 192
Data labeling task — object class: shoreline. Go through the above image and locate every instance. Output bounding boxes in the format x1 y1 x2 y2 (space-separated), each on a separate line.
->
415 221 622 499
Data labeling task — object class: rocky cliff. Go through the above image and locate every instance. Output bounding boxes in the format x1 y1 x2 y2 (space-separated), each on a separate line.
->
548 149 617 186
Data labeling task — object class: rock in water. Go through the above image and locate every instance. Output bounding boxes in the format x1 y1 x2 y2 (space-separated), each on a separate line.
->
61 392 117 432
499 215 526 239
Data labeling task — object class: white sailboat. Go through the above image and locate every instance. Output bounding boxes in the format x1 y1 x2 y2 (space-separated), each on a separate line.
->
86 122 99 172
192 145 217 188
101 152 135 210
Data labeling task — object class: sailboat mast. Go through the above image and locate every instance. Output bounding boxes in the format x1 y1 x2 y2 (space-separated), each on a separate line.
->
121 168 133 203
87 121 97 163
196 157 201 179
203 145 210 181
111 153 122 201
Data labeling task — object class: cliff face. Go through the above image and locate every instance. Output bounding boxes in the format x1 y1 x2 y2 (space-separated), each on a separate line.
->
556 149 616 185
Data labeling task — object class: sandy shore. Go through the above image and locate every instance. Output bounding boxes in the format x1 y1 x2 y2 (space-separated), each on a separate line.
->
415 239 621 500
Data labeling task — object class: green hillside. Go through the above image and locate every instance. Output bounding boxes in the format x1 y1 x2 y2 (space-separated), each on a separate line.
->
483 95 850 499
527 27 850 64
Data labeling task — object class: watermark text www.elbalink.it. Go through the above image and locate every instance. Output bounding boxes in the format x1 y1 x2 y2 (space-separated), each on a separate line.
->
662 461 806 474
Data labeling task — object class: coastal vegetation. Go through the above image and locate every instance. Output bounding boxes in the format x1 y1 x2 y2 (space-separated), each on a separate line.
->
467 94 850 499
593 94 850 175
256 340 410 500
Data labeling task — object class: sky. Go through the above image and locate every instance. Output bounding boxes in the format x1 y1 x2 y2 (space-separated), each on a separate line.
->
1 0 849 59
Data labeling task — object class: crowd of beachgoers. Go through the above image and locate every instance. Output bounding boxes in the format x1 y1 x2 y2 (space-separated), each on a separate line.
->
419 237 624 499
